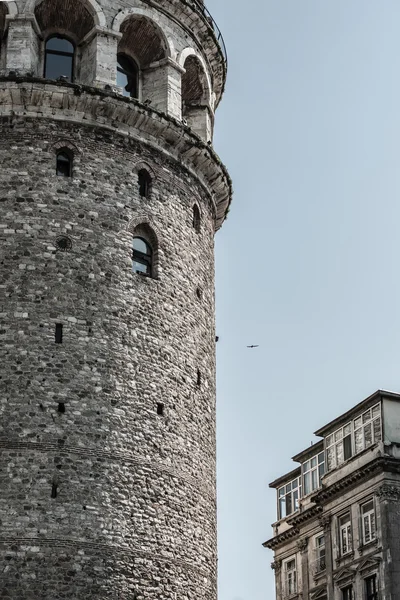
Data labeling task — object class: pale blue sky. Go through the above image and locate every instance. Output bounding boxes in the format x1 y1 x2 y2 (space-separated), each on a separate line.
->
211 2 400 599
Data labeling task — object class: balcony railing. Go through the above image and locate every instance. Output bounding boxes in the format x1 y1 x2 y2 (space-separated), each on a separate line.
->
184 0 228 66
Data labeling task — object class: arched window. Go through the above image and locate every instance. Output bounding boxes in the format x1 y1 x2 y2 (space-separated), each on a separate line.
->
132 237 152 276
193 204 201 233
56 150 72 177
44 36 75 82
138 169 151 198
117 53 139 99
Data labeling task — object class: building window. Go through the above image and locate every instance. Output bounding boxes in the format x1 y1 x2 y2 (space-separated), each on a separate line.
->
56 150 72 177
117 53 139 98
338 512 352 555
365 575 378 600
342 585 353 600
138 169 151 198
193 204 201 233
44 36 74 82
361 500 376 545
283 558 297 597
326 422 352 471
132 237 152 276
303 451 325 494
314 534 326 573
278 477 301 519
354 404 381 454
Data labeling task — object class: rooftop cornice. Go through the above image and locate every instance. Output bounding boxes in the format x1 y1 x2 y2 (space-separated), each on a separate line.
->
286 504 323 527
314 389 400 437
0 77 232 230
262 526 300 550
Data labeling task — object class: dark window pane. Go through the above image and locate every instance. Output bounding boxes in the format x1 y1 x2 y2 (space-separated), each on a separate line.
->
56 152 71 177
138 170 151 198
344 434 352 460
45 53 73 81
117 53 139 99
46 37 74 53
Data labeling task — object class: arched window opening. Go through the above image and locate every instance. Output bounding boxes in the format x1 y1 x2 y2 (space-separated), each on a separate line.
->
44 36 75 82
138 169 151 198
117 53 139 99
56 150 72 177
132 237 152 277
193 204 201 233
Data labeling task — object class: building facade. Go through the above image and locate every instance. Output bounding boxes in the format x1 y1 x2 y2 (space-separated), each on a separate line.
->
264 390 400 600
0 0 231 598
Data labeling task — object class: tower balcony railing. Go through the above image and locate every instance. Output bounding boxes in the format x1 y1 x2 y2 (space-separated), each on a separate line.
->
182 0 228 67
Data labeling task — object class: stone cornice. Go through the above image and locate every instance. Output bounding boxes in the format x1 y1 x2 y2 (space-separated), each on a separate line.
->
311 458 383 504
287 505 323 527
0 77 232 230
263 526 300 550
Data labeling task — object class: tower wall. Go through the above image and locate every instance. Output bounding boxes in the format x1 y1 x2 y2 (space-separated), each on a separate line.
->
0 0 231 598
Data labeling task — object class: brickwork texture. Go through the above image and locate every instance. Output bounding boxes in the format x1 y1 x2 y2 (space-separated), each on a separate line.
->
0 0 232 598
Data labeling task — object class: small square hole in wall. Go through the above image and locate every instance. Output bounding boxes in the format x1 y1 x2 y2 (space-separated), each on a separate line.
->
157 403 164 416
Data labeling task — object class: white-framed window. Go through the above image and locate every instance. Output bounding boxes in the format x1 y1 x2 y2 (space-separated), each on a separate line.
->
338 512 352 555
361 500 376 545
326 423 352 471
314 534 326 573
283 557 297 597
278 477 301 519
303 451 325 495
354 404 381 454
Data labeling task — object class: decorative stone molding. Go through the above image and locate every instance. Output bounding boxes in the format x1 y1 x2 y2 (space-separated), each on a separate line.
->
297 538 309 553
271 559 282 572
375 484 400 501
318 515 331 531
357 538 379 556
50 139 82 154
0 79 232 229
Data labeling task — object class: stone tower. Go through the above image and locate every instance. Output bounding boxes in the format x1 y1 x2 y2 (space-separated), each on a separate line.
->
0 0 231 597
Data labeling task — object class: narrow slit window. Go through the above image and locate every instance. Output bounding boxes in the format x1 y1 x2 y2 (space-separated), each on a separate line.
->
56 151 72 177
193 204 201 233
197 369 201 387
55 323 63 344
58 402 65 414
138 169 151 198
51 483 58 498
157 403 164 416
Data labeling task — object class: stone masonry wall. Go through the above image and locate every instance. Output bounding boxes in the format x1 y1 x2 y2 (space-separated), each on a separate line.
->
0 115 218 600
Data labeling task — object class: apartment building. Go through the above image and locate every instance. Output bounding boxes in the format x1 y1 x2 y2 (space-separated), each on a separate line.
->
264 390 400 600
